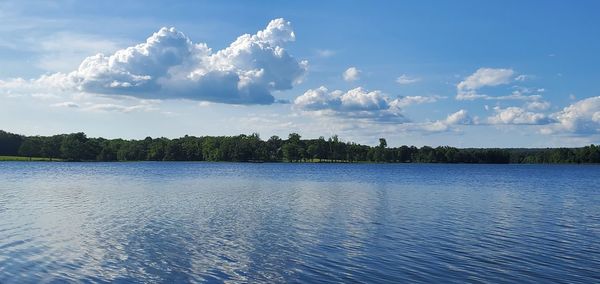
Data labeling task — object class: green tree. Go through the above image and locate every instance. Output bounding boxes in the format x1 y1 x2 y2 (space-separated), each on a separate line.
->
40 136 62 160
18 137 41 160
283 133 302 162
266 135 283 161
60 133 88 161
0 130 23 156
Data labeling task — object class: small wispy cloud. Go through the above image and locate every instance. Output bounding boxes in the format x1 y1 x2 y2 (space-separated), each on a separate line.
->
396 74 420 85
315 49 335 58
81 103 158 113
457 67 514 96
342 67 361 82
50 101 79 108
456 68 547 102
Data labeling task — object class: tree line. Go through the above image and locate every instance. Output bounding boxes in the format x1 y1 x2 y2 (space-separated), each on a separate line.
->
1 130 600 163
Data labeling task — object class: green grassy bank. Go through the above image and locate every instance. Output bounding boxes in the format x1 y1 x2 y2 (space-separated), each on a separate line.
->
0 156 63 162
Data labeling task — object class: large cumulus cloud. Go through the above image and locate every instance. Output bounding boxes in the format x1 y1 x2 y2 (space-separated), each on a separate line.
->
2 18 308 105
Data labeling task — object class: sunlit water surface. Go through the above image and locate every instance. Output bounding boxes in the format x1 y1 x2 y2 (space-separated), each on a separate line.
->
0 162 599 283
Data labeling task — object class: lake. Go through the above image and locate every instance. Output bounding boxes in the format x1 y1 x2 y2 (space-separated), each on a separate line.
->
0 162 599 283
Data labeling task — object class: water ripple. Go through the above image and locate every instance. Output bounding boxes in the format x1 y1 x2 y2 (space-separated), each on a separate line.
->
0 162 599 283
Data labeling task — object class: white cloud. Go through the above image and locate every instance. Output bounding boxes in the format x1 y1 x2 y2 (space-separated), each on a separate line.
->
392 95 444 108
342 67 361 82
458 68 514 91
422 110 473 132
456 68 517 100
488 106 553 125
446 109 472 125
457 91 542 101
81 103 157 113
198 101 213 107
396 74 420 85
525 100 551 111
0 73 76 96
515 74 529 81
455 92 489 100
294 86 407 122
543 96 600 134
315 49 335 58
48 98 159 113
51 101 79 108
456 83 546 102
0 18 308 105
295 87 443 124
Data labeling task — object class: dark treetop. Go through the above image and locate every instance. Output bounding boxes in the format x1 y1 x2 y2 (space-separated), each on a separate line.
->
1 130 599 163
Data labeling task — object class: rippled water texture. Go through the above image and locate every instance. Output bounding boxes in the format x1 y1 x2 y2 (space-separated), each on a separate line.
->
0 162 599 283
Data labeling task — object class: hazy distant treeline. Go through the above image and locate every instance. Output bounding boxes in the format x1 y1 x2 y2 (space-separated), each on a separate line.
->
1 130 600 163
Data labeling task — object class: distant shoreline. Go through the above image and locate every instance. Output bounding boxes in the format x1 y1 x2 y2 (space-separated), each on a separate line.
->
2 156 600 165
2 130 600 164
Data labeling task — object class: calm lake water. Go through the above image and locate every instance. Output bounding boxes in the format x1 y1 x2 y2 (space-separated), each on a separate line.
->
0 162 599 283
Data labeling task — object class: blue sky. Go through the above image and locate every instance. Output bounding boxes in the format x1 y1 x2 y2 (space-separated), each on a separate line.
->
1 0 600 147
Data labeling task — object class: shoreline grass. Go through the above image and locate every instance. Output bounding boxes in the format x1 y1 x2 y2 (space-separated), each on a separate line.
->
0 156 63 162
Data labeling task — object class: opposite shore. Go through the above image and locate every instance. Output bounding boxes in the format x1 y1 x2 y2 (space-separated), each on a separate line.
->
1 130 599 164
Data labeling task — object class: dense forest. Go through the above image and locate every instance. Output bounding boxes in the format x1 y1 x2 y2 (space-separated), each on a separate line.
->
1 130 600 163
